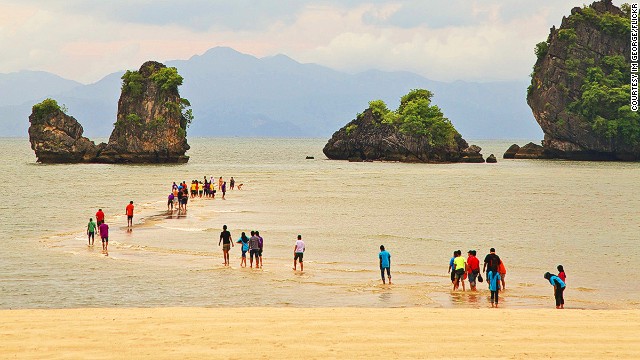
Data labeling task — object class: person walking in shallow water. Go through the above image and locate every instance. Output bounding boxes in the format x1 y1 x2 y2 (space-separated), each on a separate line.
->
488 269 501 307
467 250 480 291
249 231 260 268
293 235 305 271
219 225 233 266
95 208 105 235
222 181 227 200
452 250 467 291
86 218 96 246
125 201 134 227
448 251 456 287
237 232 249 267
256 231 264 268
483 248 501 276
99 221 109 254
379 245 391 284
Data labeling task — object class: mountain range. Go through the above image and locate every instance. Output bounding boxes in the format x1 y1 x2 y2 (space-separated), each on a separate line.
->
0 46 542 139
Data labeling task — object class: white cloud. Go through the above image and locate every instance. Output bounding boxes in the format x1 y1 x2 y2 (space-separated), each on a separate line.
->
0 0 592 83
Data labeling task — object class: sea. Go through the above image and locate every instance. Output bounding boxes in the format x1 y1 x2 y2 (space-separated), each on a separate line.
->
1 138 638 309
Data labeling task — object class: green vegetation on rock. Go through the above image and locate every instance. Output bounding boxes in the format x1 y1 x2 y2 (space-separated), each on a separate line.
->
534 41 548 60
121 66 184 95
569 55 640 144
180 98 193 129
31 98 64 123
126 113 142 125
151 67 183 92
568 5 630 35
558 28 577 42
367 89 459 147
121 70 145 97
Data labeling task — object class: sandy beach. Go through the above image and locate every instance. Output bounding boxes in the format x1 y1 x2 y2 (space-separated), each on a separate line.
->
1 307 638 359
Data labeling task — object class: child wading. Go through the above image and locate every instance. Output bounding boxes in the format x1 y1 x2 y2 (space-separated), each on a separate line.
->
557 265 567 283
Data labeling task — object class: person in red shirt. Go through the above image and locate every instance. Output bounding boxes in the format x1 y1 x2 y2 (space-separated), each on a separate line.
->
557 265 566 283
467 250 481 291
125 201 134 227
95 208 105 235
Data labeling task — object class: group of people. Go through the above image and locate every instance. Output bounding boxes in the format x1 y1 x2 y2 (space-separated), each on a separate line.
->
168 177 242 212
448 248 506 292
218 225 264 269
217 225 306 272
446 248 506 306
444 247 566 308
85 202 135 255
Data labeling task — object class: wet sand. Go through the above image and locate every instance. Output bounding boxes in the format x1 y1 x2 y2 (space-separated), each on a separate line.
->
1 307 638 359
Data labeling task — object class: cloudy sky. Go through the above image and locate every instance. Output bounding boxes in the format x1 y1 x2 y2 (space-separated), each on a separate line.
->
1 0 592 84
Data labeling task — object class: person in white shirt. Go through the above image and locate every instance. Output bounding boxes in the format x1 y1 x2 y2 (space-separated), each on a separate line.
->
293 234 305 271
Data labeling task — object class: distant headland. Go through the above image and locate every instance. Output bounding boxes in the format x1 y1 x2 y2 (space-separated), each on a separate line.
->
525 0 638 160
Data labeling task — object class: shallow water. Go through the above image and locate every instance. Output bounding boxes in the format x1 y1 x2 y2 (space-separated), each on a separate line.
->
0 138 638 309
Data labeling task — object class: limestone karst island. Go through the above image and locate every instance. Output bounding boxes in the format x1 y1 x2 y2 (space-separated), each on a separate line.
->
323 89 486 163
28 61 192 163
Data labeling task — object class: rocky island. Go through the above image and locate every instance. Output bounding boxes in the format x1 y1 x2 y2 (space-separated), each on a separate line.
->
28 61 192 163
323 89 483 163
526 0 638 160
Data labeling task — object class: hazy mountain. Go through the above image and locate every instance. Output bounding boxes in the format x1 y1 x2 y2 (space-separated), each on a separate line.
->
0 71 82 107
0 46 542 139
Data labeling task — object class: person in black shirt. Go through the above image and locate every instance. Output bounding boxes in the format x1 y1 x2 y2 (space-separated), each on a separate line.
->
219 224 234 266
483 247 501 275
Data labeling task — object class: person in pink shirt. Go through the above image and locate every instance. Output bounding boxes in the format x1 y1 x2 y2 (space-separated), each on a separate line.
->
99 222 109 254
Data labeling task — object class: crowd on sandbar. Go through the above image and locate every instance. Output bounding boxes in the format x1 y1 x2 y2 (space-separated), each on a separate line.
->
81 175 568 309
167 176 243 213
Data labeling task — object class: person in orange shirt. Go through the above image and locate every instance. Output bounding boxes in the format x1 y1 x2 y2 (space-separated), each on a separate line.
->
125 201 134 227
498 260 507 291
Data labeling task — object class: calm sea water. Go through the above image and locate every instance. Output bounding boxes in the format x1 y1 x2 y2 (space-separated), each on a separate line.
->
0 138 638 309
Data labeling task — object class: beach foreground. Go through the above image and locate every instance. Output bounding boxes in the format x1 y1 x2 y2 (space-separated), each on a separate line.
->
1 307 638 359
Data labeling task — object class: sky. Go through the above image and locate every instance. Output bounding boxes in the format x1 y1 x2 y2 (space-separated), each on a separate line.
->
0 0 594 84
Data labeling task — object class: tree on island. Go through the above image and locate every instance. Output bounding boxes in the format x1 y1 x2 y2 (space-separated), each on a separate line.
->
363 89 460 148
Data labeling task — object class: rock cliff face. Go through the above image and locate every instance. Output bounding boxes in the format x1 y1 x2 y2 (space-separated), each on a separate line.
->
527 0 638 160
323 109 483 163
28 61 191 163
100 61 190 163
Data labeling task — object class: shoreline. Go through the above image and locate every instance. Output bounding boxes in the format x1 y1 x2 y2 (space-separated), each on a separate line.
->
2 307 638 359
